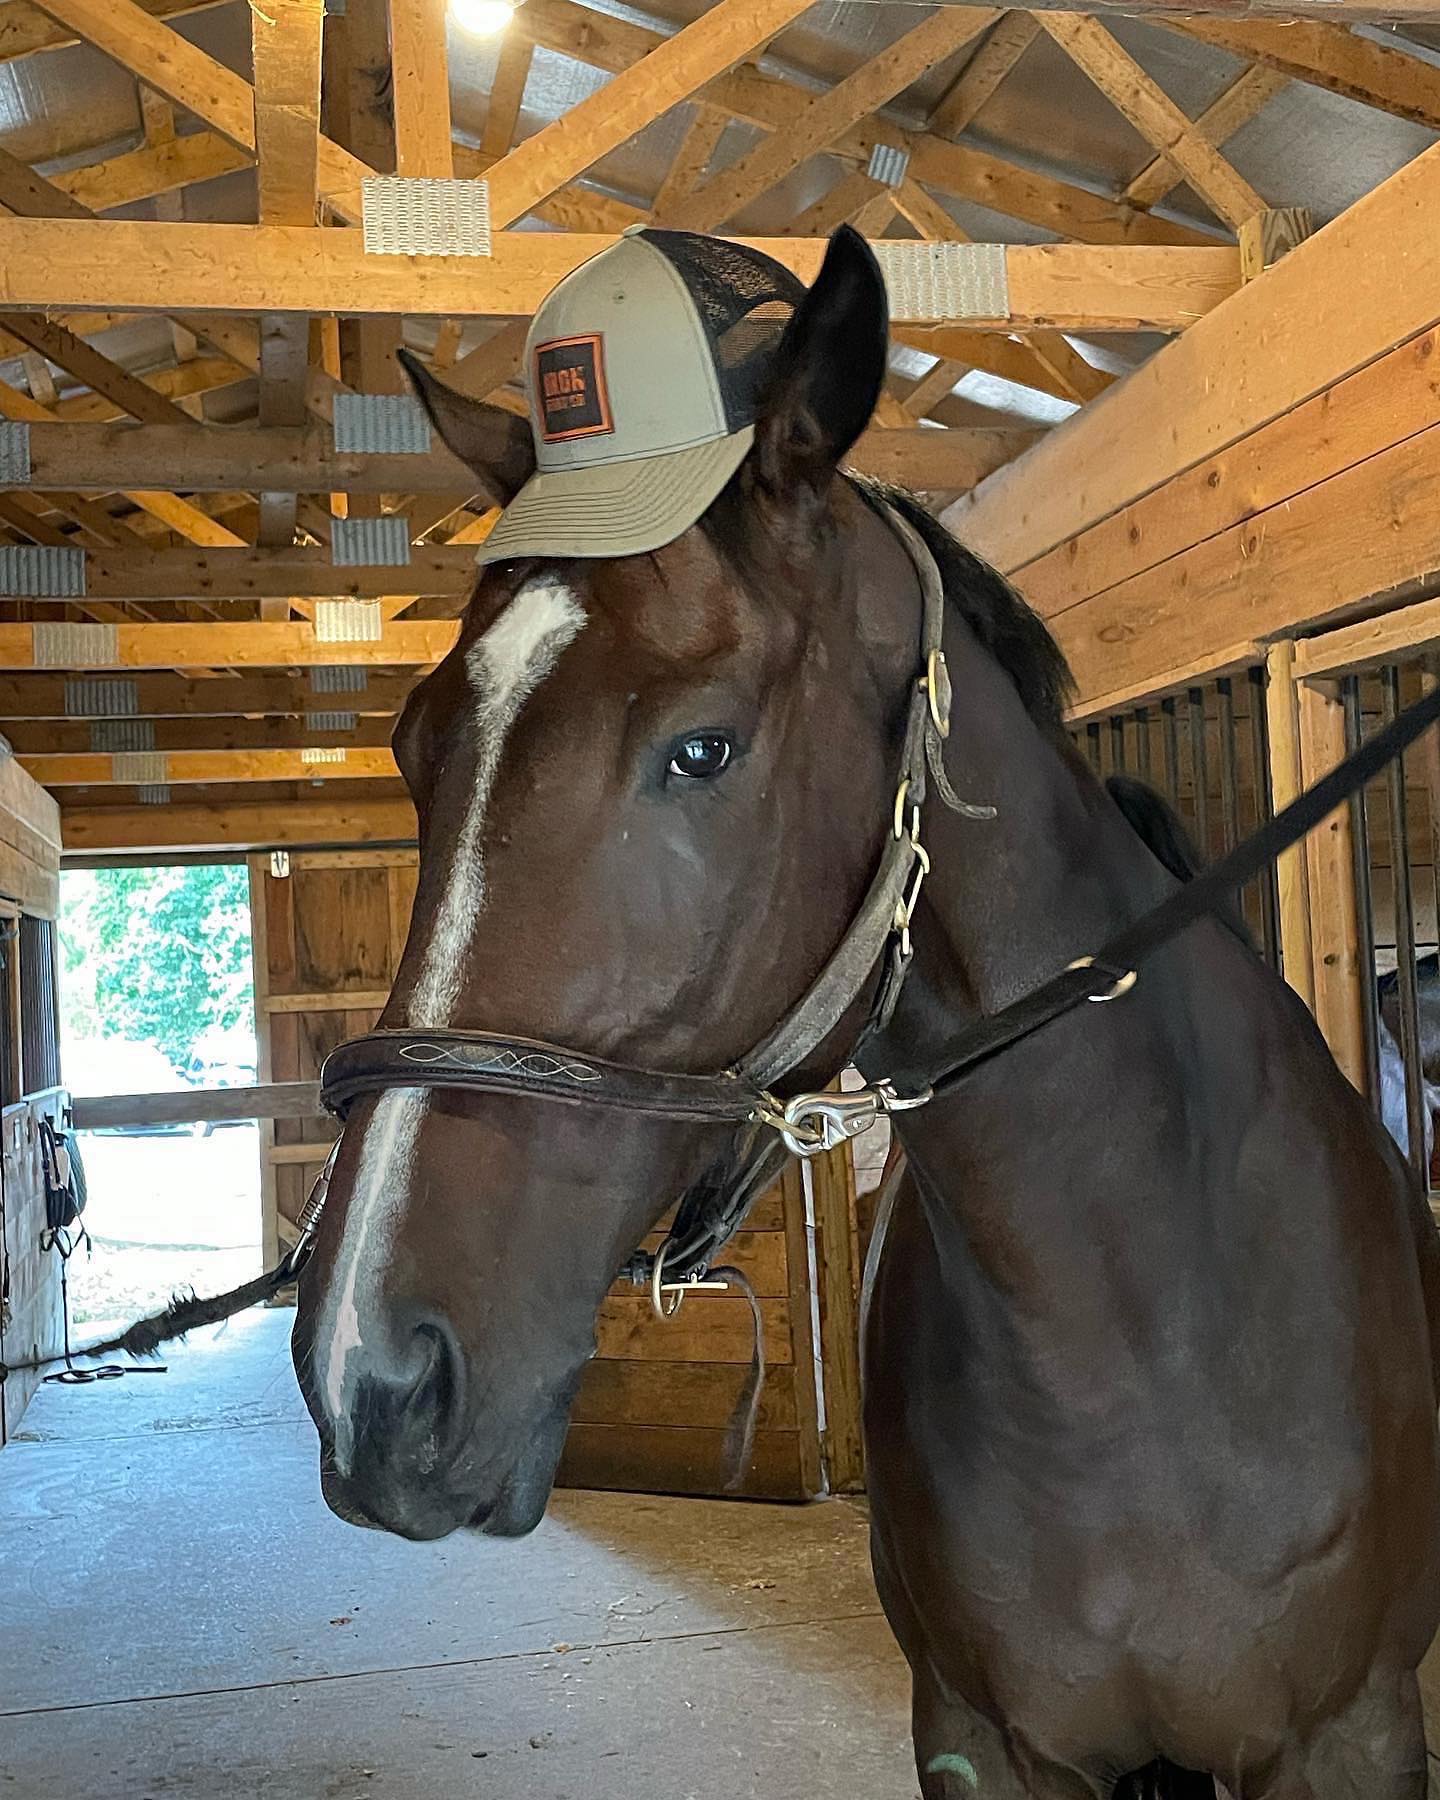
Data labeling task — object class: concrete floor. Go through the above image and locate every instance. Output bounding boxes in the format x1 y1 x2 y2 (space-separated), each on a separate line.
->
0 1309 916 1800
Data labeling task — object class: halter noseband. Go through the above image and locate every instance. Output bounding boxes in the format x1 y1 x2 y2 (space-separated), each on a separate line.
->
307 502 978 1289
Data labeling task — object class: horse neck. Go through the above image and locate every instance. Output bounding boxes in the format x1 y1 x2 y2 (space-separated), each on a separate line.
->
858 607 1207 1292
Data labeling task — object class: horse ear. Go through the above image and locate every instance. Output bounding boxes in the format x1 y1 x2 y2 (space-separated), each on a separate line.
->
749 225 888 502
397 347 536 509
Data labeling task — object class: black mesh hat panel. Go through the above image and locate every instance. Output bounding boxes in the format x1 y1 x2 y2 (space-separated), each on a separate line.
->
638 229 804 433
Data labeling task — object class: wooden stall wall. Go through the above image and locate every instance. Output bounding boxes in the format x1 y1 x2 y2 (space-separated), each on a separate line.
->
0 756 64 1445
249 851 842 1502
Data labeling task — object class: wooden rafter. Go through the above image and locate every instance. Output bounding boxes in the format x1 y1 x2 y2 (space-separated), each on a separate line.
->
480 33 535 161
0 671 417 719
0 221 1241 330
20 747 400 785
1122 64 1288 212
0 621 457 671
928 12 1039 138
1037 15 1265 232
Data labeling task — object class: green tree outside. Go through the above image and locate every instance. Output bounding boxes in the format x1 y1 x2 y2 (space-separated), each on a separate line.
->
59 864 253 1070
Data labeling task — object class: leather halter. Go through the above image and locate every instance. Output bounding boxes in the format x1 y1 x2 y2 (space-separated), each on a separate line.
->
313 501 973 1286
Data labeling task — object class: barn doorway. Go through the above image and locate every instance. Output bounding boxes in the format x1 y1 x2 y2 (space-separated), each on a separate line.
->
57 860 262 1328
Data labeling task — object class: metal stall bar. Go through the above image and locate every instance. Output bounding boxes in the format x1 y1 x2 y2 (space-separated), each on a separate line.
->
1134 706 1152 783
1341 675 1383 1109
1161 698 1181 810
1110 715 1127 778
1085 721 1102 777
1187 687 1212 860
1380 664 1430 1182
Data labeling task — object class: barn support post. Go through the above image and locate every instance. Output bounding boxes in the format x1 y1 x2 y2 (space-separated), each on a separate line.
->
1296 675 1370 1093
1263 642 1317 1012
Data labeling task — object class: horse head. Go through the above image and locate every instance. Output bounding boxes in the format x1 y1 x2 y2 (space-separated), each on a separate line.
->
291 229 926 1539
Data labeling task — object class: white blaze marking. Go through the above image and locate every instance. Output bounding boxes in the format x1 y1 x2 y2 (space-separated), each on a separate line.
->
315 576 586 1435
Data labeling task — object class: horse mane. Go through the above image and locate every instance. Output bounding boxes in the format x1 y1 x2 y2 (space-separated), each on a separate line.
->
1106 771 1255 949
855 481 1076 730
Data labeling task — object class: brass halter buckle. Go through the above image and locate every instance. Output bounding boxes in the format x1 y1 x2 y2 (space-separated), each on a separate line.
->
648 1241 731 1320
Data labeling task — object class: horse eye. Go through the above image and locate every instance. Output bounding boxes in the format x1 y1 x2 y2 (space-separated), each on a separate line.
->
667 732 733 780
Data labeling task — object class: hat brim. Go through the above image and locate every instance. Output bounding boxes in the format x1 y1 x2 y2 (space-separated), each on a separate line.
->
475 426 755 566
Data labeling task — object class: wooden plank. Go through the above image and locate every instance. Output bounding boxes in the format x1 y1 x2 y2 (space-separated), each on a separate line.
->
595 1294 789 1365
79 545 475 599
70 1079 324 1130
52 129 250 212
1014 326 1440 619
0 1092 67 1442
480 32 534 160
1293 595 1440 682
1297 678 1367 1093
28 0 371 223
950 139 1440 574
651 106 728 214
389 0 453 179
0 622 455 671
1238 206 1312 283
0 419 1047 497
1124 64 1287 212
60 796 417 853
22 747 399 785
252 0 324 224
1038 15 1264 231
928 12 1039 138
483 0 816 232
1168 19 1440 133
809 1141 865 1491
571 1359 798 1432
671 9 1000 232
1050 418 1440 710
0 0 223 62
0 220 1238 327
0 671 416 719
4 717 396 754
263 988 392 1013
556 1424 805 1501
0 756 62 852
1263 641 1316 1014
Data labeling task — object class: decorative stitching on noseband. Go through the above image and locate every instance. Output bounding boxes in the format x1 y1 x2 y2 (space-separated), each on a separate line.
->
396 1042 603 1083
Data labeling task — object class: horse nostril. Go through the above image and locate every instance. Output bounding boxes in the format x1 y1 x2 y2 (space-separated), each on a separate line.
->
408 1318 462 1425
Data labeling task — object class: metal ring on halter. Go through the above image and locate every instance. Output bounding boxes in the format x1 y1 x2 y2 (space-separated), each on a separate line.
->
893 779 911 841
925 649 952 740
1065 955 1139 1002
650 1242 685 1320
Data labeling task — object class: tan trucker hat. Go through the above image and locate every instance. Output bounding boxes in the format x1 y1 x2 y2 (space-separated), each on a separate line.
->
476 227 805 566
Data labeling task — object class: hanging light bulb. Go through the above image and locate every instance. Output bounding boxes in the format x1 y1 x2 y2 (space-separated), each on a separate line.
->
450 0 516 35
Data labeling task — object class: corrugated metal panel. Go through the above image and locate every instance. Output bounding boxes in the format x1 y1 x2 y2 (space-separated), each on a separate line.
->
310 665 370 694
111 750 168 784
136 784 171 805
866 143 910 187
315 600 383 643
332 395 431 455
0 546 85 597
0 422 31 484
305 710 360 732
89 718 155 752
19 916 59 1095
64 676 138 717
34 623 116 668
874 241 1008 323
362 176 492 256
332 515 412 567
300 745 348 765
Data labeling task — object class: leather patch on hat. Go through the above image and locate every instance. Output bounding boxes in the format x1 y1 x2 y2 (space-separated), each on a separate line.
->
534 334 613 443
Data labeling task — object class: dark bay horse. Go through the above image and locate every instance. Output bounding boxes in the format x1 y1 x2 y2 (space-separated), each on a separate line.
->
290 229 1440 1797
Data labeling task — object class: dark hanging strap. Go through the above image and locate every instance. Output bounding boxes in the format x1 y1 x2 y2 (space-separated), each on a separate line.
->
922 679 1440 1101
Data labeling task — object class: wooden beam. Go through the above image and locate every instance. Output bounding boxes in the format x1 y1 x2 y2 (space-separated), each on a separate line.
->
0 621 457 670
928 12 1038 138
1038 14 1264 231
21 747 399 784
4 715 396 753
480 32 534 160
516 0 1215 248
390 0 453 179
71 1081 324 1130
0 221 1241 329
670 9 1001 232
0 0 223 63
1262 640 1315 1015
51 130 251 213
0 671 416 718
66 544 475 600
1123 64 1287 212
0 419 1042 497
1297 678 1366 1094
1013 325 1440 621
651 107 729 214
482 0 817 231
1166 19 1440 133
61 793 416 853
251 0 325 553
29 0 370 222
1238 205 1313 283
950 140 1440 574
1292 597 1440 683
